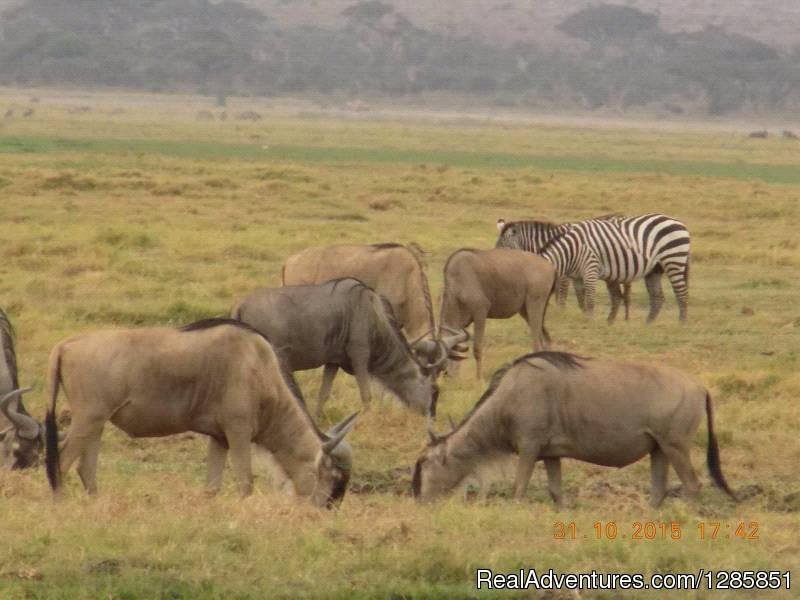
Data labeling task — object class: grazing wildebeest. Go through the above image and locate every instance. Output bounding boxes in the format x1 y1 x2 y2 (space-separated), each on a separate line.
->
0 308 40 470
232 279 468 418
282 243 435 340
44 319 358 506
412 352 736 507
439 248 555 380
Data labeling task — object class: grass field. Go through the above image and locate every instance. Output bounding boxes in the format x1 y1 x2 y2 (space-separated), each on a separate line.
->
0 89 798 599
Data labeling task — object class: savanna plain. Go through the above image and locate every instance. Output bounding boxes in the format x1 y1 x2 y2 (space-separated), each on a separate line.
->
0 90 798 599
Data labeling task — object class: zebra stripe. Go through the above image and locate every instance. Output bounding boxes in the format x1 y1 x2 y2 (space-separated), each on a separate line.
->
497 214 690 322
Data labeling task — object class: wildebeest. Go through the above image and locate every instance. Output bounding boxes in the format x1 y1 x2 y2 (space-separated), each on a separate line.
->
232 279 468 418
439 248 555 380
0 308 40 470
412 352 735 507
282 243 435 340
44 318 358 506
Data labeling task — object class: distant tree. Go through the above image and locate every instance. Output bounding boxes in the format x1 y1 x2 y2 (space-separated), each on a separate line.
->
558 4 659 44
342 1 394 23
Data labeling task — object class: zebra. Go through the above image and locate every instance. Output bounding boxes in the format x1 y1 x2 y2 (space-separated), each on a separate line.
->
496 216 633 321
496 214 691 323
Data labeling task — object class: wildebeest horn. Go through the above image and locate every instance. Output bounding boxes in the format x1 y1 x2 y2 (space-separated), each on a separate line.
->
0 387 38 439
439 327 470 353
447 415 457 432
496 218 506 232
323 411 359 454
409 329 433 347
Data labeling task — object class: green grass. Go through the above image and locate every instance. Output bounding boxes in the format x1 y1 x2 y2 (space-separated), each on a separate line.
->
3 134 800 185
0 90 798 598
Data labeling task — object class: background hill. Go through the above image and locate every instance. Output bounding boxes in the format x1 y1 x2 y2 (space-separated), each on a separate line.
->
0 0 798 116
240 0 800 49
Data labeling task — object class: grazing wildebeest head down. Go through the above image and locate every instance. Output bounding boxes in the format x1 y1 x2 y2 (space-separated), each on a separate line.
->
282 242 436 341
44 319 358 507
439 248 555 380
233 279 468 418
0 308 40 470
412 352 736 507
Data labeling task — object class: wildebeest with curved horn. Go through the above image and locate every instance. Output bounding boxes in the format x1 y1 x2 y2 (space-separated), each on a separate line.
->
282 243 436 340
44 318 358 506
439 248 555 380
412 352 735 507
0 307 40 469
232 278 468 418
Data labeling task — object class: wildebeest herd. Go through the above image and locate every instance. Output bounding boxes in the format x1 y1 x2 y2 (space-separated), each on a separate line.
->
1 212 737 509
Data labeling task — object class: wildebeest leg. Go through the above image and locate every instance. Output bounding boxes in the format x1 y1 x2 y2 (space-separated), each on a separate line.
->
57 422 102 494
76 427 104 495
649 446 669 507
513 447 540 500
225 429 253 496
472 310 488 381
206 437 227 494
605 281 624 324
522 294 548 352
662 443 702 499
644 270 665 323
544 458 562 507
572 277 585 311
316 364 339 418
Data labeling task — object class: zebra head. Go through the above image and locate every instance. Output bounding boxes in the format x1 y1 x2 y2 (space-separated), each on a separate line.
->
495 219 525 250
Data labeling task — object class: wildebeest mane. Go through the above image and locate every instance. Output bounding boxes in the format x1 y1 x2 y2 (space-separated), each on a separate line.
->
370 242 403 250
518 351 588 370
0 308 19 390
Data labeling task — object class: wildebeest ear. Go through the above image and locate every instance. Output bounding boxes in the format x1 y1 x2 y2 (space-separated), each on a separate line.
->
496 218 506 232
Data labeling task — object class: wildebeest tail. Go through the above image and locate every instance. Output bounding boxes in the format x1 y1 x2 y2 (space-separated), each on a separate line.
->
45 346 63 491
705 392 735 500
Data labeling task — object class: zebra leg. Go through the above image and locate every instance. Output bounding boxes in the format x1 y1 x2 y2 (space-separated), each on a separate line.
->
605 281 624 325
572 277 586 312
580 275 597 317
555 276 570 307
644 270 665 323
664 264 689 322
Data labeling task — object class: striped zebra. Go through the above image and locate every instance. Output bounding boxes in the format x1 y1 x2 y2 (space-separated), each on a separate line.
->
496 214 691 323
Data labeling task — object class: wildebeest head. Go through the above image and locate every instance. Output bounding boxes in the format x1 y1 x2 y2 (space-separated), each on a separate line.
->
0 388 42 470
411 426 461 500
312 411 359 508
410 327 470 380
